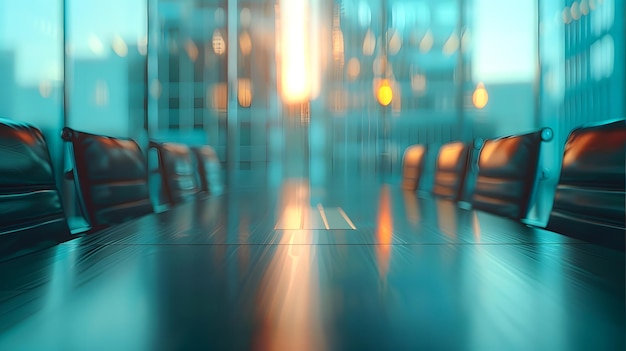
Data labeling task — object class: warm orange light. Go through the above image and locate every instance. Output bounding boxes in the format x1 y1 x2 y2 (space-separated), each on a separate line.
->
437 142 465 169
377 79 393 106
472 82 488 109
275 180 309 230
278 0 311 104
212 83 228 111
238 79 252 108
376 185 393 281
257 180 324 350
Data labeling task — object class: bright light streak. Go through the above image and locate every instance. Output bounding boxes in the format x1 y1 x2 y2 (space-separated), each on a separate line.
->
375 185 393 281
279 0 311 104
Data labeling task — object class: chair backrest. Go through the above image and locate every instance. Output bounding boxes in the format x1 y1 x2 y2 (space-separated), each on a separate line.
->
62 127 153 227
401 145 427 191
149 141 198 205
1 118 71 259
191 145 223 195
546 119 625 249
432 141 470 201
471 128 552 219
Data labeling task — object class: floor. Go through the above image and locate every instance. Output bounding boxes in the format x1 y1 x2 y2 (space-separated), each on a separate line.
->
0 168 624 350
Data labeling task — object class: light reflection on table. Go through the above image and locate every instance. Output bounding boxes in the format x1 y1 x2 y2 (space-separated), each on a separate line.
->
0 179 623 350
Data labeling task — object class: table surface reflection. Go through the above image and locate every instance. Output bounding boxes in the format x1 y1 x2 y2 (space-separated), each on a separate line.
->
0 178 624 350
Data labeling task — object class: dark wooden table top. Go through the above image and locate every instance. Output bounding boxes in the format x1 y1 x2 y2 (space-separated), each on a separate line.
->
1 179 624 350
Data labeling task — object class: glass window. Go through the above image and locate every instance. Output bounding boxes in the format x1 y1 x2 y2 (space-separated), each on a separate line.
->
0 1 64 179
66 0 148 141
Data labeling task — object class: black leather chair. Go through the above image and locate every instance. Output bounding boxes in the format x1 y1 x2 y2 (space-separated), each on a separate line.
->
191 145 223 195
432 141 472 201
471 128 553 219
401 145 427 191
1 118 72 260
149 141 199 205
546 119 625 249
62 127 153 228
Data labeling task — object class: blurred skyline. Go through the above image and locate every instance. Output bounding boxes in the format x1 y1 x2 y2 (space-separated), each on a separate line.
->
0 0 146 85
0 0 623 227
0 0 536 86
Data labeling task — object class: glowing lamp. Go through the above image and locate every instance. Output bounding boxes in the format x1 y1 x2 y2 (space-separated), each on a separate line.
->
377 79 393 106
472 82 488 109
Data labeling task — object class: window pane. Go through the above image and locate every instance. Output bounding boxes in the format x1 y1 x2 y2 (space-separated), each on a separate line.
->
66 0 147 142
0 1 64 179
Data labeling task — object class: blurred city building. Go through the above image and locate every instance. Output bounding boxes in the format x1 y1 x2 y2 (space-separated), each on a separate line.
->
0 0 623 226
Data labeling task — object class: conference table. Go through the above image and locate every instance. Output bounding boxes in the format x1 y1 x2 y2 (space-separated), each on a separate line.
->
0 178 624 350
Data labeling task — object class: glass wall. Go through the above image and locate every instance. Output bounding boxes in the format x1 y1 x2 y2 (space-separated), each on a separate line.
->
0 1 64 183
66 0 148 141
540 0 625 143
469 0 538 137
333 0 470 177
537 0 625 222
149 0 228 166
3 0 622 225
